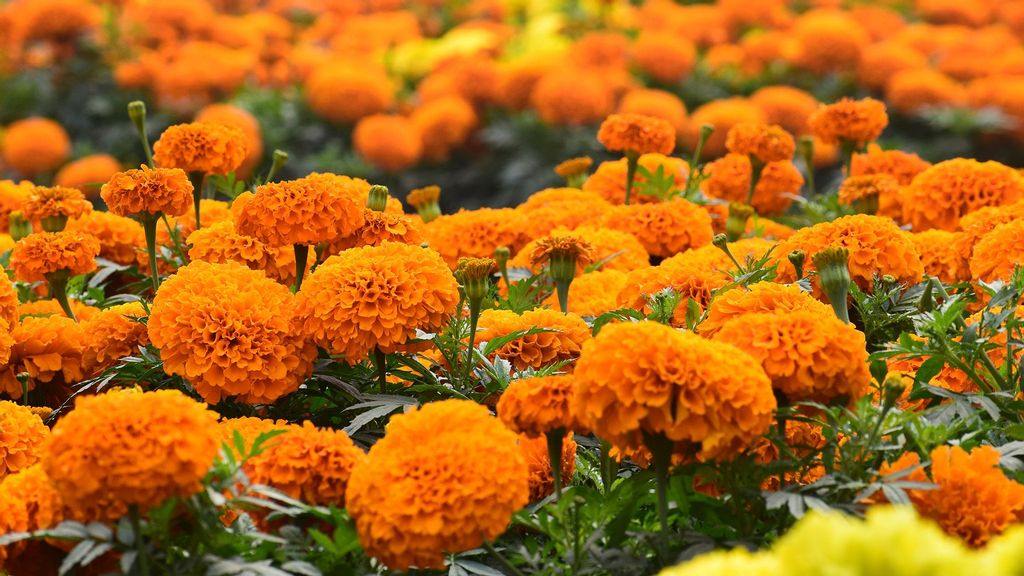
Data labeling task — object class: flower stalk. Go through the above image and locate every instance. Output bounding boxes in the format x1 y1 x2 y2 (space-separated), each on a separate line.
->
128 100 153 167
813 247 852 324
45 270 76 322
546 429 565 501
623 150 639 205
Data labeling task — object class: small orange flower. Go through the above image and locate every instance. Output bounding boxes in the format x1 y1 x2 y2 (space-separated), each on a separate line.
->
0 464 65 569
808 97 889 148
100 165 194 218
54 154 123 198
10 231 99 283
518 432 577 502
512 225 649 273
353 114 423 172
837 174 900 209
0 315 84 401
327 209 424 254
236 174 365 248
632 31 697 83
969 218 1024 283
700 281 832 337
530 69 615 126
597 113 676 156
0 117 70 177
515 189 611 240
81 302 149 376
901 158 1024 231
599 199 714 258
21 185 92 227
750 86 820 136
909 230 972 283
497 375 578 437
886 68 966 114
583 154 689 205
476 309 591 372
850 144 931 186
153 122 248 175
195 104 263 177
65 211 144 266
304 64 395 124
0 401 49 479
790 10 870 74
410 96 477 163
702 154 804 215
422 208 527 268
618 89 688 139
725 123 796 163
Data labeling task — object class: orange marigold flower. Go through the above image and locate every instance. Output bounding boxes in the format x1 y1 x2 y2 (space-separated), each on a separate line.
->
17 299 97 323
0 268 16 329
597 113 676 156
10 231 99 283
774 214 924 299
0 401 48 479
702 154 804 215
248 421 365 507
152 122 248 175
0 180 32 233
881 445 1024 547
0 117 70 177
969 218 1024 283
304 64 395 124
188 220 293 284
599 199 714 258
750 86 820 136
21 185 92 227
518 432 577 502
700 281 832 337
497 59 554 111
542 269 630 317
712 310 871 404
327 209 424 253
422 208 527 268
515 190 611 240
808 97 889 148
411 96 477 163
858 41 929 91
195 104 263 177
618 89 688 139
632 31 697 84
572 320 776 459
725 123 796 163
529 231 595 269
952 200 1024 271
295 242 459 362
850 144 931 186
790 10 870 74
65 211 144 266
837 174 900 211
149 261 316 404
54 154 123 198
512 225 648 273
886 68 966 114
81 302 149 376
100 165 194 218
909 229 972 283
901 158 1024 231
616 259 732 326
0 464 65 569
530 69 615 126
302 172 404 215
346 399 529 571
684 97 766 159
236 174 365 247
353 114 423 172
583 154 689 205
476 309 591 372
43 388 221 522
497 375 578 437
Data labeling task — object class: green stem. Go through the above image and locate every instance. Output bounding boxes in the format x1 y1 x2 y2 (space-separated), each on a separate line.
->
48 273 76 322
746 157 765 206
599 439 616 495
776 414 787 488
555 280 570 314
624 152 639 205
463 297 482 384
374 347 387 394
129 505 150 576
645 432 673 555
839 140 856 176
546 430 565 501
293 244 309 293
142 215 161 294
190 172 204 231
482 540 526 576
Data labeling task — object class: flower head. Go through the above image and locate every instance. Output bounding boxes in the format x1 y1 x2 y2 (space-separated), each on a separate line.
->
327 209 424 254
790 10 869 74
0 117 70 177
304 64 395 124
750 85 820 136
725 123 796 163
554 157 594 180
353 114 423 172
54 154 122 198
838 174 900 213
422 208 527 268
100 165 194 218
909 230 972 283
701 282 832 336
969 218 1024 283
81 302 149 376
633 31 697 84
583 154 689 205
659 548 780 576
65 211 144 266
477 309 591 372
600 199 714 258
0 401 48 479
901 158 1024 231
236 175 365 247
808 97 889 147
22 185 92 230
518 432 578 502
195 104 263 176
0 465 65 569
153 122 248 175
597 113 676 156
702 154 804 215
497 375 578 437
530 69 615 126
512 225 648 273
10 231 99 283
530 232 595 270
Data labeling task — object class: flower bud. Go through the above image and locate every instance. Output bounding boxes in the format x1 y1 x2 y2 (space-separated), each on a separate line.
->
406 185 442 223
725 203 754 242
367 184 389 212
8 211 31 241
788 250 806 279
812 247 852 323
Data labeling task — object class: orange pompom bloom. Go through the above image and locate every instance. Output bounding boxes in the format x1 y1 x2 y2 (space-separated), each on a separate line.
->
1 315 85 400
10 231 99 283
195 104 263 176
901 158 1024 231
886 68 966 114
0 180 32 233
583 154 689 205
790 10 869 74
618 89 688 138
684 98 766 159
304 64 395 124
21 185 92 227
81 302 149 376
837 174 900 210
353 114 423 172
328 210 424 254
774 214 924 298
295 242 459 362
953 201 1024 269
149 261 316 404
0 117 70 177
54 154 123 198
725 123 796 163
881 445 1024 547
152 122 248 175
632 31 697 84
512 225 648 273
702 154 804 215
0 465 65 569
187 220 285 283
422 208 527 268
700 281 832 337
909 230 972 283
346 400 529 571
597 113 676 156
16 299 97 322
65 211 145 266
572 321 776 459
530 69 615 126
712 310 871 404
599 199 714 258
248 421 365 507
236 175 365 247
808 97 889 148
0 269 16 329
43 389 221 522
750 86 820 136
100 165 194 218
497 375 577 437
476 309 591 372
518 432 578 502
616 260 731 326
411 96 477 163
0 401 49 479
850 144 931 186
969 219 1024 283
515 190 611 240
858 41 929 91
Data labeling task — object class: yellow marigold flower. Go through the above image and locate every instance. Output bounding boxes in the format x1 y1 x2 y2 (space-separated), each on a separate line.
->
195 104 263 177
0 180 32 233
43 388 221 522
542 269 630 317
81 302 149 376
597 113 676 156
774 214 924 299
54 154 123 198
659 547 781 576
422 208 528 268
512 225 649 273
573 321 776 459
149 261 316 404
100 165 194 218
10 230 99 283
346 399 529 571
583 154 689 205
790 10 870 74
633 31 697 84
750 85 820 136
295 242 459 362
65 211 144 266
327 209 424 254
901 158 1024 231
725 123 796 163
0 464 65 570
684 98 766 159
304 64 395 124
881 445 1024 547
838 174 900 212
0 117 70 177
969 218 1024 282
909 230 972 283
703 154 804 215
713 310 871 404
236 174 365 248
152 122 248 175
886 68 966 114
497 375 578 437
530 69 615 126
248 421 365 507
554 157 594 180
599 199 714 258
985 525 1024 574
701 281 832 337
0 401 48 479
353 114 423 172
518 432 578 503
808 97 889 148
21 185 92 229
476 309 591 372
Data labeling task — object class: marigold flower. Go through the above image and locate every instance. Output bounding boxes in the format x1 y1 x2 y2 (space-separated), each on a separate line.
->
43 388 221 522
248 421 365 507
529 232 595 269
54 154 122 198
554 158 593 181
346 399 529 571
100 165 194 218
422 208 527 268
616 259 732 326
790 10 870 74
901 158 1024 231
0 464 65 569
477 309 591 372
850 144 931 186
195 104 263 177
838 174 900 212
0 117 70 177
295 242 459 362
21 185 92 230
497 59 554 111
684 98 766 159
886 68 966 114
10 230 99 283
725 123 796 163
702 154 804 215
808 97 889 148
152 122 248 176
65 211 144 266
81 302 149 376
515 191 611 240
305 64 395 124
572 320 776 459
497 375 578 437
750 86 819 136
701 282 832 336
909 230 972 283
618 89 688 139
0 401 48 479
0 180 32 233
518 432 578 503
600 199 714 259
16 299 97 322
969 219 1024 283
542 269 629 317
327 209 424 255
583 154 689 205
149 261 316 404
659 547 781 576
302 172 403 214
513 225 648 273
632 31 697 84
858 41 929 91
236 175 365 247
411 96 477 163
597 113 676 156
353 114 423 172
952 200 1024 271
530 69 615 126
